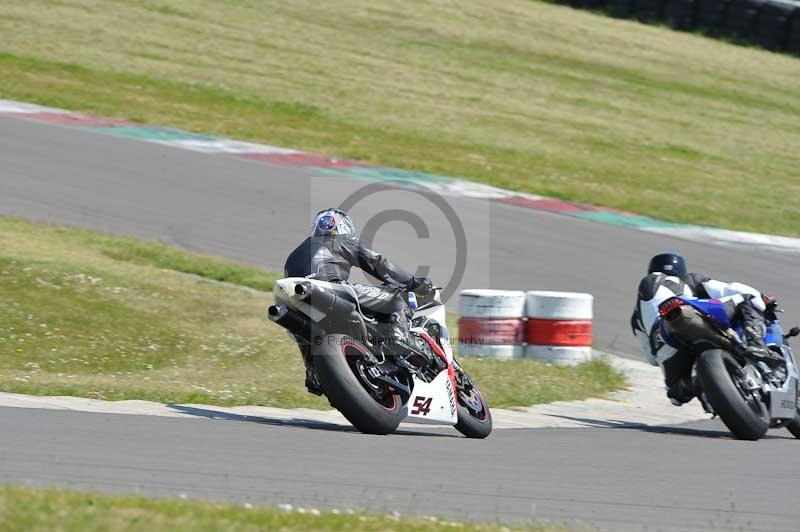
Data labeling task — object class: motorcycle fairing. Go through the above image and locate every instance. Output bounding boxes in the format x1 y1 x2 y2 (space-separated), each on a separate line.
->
766 323 783 347
664 296 745 345
402 370 458 425
771 376 799 420
401 320 459 425
681 298 733 329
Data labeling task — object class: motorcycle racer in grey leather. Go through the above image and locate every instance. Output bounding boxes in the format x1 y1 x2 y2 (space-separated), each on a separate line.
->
284 209 433 393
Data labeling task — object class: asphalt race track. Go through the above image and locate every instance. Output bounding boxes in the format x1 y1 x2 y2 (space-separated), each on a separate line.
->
1 407 799 532
1 115 800 531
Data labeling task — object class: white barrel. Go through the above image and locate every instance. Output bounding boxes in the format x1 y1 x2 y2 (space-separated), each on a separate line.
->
524 345 592 365
457 289 526 359
458 344 524 360
459 289 527 318
525 291 593 320
524 291 593 365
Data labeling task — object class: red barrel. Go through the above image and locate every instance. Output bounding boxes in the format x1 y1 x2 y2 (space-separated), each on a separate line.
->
525 291 593 365
526 319 592 346
457 289 527 359
459 317 525 345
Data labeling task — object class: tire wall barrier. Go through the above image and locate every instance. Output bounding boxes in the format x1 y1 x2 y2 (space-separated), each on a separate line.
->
558 0 800 57
525 291 593 365
457 289 593 365
458 289 526 360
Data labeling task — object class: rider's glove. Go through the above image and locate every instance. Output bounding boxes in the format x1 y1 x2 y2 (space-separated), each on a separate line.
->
763 295 779 321
413 277 435 295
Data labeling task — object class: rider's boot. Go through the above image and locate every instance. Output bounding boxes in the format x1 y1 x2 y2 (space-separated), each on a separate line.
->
386 311 431 367
740 297 782 366
743 339 782 367
300 348 324 396
666 376 696 406
743 337 771 360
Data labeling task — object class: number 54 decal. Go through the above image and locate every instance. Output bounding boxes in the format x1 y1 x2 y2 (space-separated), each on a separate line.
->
411 396 433 416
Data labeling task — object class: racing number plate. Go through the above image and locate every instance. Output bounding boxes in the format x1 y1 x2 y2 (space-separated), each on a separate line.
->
411 396 432 416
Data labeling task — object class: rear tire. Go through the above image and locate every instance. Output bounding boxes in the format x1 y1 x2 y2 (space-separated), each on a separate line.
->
783 409 800 439
696 349 769 441
453 368 492 439
312 334 404 435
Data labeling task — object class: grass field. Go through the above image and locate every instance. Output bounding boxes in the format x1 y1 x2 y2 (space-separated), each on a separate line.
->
1 1 799 235
0 217 625 409
0 486 569 532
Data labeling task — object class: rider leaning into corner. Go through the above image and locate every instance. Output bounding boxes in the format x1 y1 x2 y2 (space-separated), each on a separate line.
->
284 208 434 395
631 252 782 406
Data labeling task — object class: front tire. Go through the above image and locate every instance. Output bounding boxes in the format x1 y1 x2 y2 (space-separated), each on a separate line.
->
783 409 800 438
313 334 404 435
453 366 492 439
696 349 769 441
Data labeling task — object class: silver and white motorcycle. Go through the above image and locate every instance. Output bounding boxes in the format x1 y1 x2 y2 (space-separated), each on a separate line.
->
268 278 492 437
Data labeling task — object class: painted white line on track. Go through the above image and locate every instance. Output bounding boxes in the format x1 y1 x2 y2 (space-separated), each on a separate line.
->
0 99 63 114
157 139 303 154
643 226 800 256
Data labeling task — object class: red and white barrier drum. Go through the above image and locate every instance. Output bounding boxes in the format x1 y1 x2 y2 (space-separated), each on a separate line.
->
457 289 526 359
524 291 593 365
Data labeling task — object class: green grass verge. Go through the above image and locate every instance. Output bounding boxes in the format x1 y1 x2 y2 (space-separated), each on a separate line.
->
2 1 800 235
0 216 321 408
0 216 624 408
0 486 569 532
95 236 280 292
463 358 625 408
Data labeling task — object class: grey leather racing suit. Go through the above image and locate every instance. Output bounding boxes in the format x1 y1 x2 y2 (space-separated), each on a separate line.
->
284 234 428 330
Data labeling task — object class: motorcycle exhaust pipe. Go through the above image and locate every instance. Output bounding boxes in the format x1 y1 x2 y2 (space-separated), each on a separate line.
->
267 304 283 320
268 304 323 343
294 281 310 299
292 281 357 317
662 305 733 351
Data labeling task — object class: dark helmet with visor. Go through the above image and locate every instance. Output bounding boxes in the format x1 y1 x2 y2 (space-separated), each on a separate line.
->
648 253 687 278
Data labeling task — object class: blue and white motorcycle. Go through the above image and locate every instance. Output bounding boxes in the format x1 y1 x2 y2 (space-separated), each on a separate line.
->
659 296 800 440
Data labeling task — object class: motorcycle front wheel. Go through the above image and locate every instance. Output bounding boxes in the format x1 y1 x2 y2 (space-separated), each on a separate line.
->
312 334 405 435
696 349 769 441
782 408 800 439
453 364 493 439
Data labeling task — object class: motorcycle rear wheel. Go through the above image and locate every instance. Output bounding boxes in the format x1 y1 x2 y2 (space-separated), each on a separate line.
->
313 334 404 435
696 349 769 441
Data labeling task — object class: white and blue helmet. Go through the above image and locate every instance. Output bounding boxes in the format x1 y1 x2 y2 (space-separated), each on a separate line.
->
310 208 356 237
